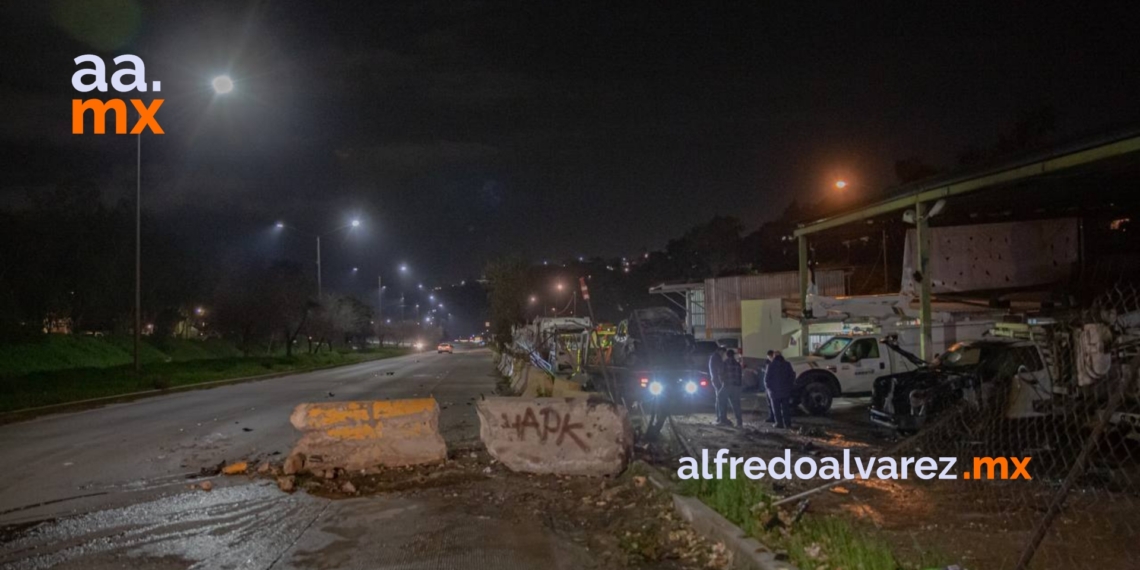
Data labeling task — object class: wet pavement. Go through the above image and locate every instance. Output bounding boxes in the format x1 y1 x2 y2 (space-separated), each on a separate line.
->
0 348 599 569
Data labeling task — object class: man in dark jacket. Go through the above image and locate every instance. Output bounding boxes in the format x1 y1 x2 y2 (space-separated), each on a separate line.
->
718 350 744 427
708 347 727 424
764 351 796 429
762 350 776 423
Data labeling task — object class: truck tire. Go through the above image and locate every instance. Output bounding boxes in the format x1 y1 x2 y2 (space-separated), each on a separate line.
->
801 381 834 416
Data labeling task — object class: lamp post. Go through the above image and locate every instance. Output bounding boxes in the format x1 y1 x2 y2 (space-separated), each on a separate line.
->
275 218 361 297
377 264 409 326
133 75 233 382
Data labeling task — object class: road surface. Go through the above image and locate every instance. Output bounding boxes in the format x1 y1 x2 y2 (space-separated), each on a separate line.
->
0 347 602 569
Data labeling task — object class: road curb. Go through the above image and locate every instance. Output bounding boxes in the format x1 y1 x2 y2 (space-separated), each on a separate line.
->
635 460 798 570
0 352 409 425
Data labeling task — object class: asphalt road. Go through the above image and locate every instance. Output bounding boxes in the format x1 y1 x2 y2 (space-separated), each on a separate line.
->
0 347 597 569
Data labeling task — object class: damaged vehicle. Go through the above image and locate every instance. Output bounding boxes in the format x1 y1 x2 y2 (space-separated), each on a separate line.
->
870 337 1055 434
605 307 714 437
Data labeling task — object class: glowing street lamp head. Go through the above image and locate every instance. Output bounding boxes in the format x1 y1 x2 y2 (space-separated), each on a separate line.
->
350 219 361 228
212 75 234 94
835 180 848 189
275 221 285 229
399 264 408 273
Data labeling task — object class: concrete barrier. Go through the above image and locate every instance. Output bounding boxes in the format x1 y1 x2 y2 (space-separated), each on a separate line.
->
476 396 633 477
289 399 447 471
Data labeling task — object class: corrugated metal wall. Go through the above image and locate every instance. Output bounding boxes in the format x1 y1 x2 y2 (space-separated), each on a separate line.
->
704 270 847 331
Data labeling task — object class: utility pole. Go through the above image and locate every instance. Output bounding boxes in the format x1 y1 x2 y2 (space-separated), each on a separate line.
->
134 131 141 382
377 276 382 322
316 235 322 297
882 228 890 292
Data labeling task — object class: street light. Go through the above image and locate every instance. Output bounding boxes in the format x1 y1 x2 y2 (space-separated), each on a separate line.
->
211 75 234 94
835 180 848 189
135 72 233 381
274 219 362 297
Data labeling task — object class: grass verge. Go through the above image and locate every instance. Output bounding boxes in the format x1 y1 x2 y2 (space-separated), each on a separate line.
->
679 476 942 570
0 347 407 413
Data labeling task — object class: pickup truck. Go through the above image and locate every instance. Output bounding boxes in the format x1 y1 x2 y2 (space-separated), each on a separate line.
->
788 335 927 415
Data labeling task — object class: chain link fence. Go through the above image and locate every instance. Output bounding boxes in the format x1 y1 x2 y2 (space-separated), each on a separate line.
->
874 283 1140 568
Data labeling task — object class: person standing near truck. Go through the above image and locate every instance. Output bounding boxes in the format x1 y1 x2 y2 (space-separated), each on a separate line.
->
719 350 745 427
763 350 776 423
709 346 728 425
765 350 795 429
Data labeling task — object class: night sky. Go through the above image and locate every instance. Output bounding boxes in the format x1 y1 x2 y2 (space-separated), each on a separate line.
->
2 1 1139 290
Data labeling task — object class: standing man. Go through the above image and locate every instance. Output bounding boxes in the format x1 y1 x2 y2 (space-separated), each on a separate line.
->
719 350 744 428
709 346 728 425
765 350 796 429
763 350 776 423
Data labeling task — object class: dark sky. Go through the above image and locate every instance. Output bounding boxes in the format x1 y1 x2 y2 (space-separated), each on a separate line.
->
3 0 1139 291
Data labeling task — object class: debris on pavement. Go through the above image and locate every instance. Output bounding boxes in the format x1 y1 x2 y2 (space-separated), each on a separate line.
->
222 461 248 475
249 448 729 569
198 480 213 492
283 452 305 475
198 460 225 477
277 476 295 492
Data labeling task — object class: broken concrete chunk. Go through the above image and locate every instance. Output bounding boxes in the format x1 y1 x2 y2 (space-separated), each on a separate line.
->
283 452 306 475
277 476 295 493
288 399 446 470
476 397 633 477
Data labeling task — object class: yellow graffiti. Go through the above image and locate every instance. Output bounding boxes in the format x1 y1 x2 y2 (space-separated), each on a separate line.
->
299 399 438 441
372 399 436 419
306 402 369 428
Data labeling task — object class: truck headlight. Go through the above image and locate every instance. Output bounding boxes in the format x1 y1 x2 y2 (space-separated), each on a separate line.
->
648 381 664 396
684 381 698 395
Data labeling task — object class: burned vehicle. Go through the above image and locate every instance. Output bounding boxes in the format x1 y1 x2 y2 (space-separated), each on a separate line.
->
870 338 1054 434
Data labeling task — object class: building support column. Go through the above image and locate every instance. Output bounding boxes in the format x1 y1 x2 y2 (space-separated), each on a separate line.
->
915 201 933 360
798 235 809 355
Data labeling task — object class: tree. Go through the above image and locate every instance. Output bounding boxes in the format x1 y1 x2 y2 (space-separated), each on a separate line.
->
485 256 530 350
308 294 373 352
261 261 315 357
214 263 278 355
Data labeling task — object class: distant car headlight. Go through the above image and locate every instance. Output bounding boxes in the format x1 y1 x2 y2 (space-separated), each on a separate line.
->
648 381 664 396
684 381 698 395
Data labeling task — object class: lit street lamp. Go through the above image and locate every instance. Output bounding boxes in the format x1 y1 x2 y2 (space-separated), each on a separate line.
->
212 75 234 94
835 180 848 189
134 74 234 381
274 219 362 297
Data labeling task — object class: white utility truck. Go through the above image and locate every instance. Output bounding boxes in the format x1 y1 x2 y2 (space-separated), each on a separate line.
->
784 293 995 414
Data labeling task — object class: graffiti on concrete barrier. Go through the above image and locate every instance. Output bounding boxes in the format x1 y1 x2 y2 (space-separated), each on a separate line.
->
500 407 588 451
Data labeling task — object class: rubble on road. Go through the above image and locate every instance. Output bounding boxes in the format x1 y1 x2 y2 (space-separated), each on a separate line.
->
222 461 248 475
248 447 728 569
283 452 305 475
277 476 295 492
